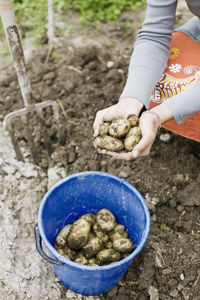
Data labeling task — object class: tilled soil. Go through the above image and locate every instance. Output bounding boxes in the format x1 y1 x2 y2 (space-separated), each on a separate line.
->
0 4 200 300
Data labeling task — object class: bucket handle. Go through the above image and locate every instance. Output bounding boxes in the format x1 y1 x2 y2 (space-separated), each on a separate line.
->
34 223 62 266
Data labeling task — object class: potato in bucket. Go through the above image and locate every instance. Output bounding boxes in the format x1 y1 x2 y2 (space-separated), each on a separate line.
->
54 208 134 266
35 171 150 295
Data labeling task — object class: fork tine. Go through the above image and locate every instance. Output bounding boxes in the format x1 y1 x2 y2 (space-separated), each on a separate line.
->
38 116 54 156
22 115 40 164
8 126 24 162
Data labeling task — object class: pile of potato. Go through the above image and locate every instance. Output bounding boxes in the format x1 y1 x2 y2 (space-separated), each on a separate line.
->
94 114 142 152
54 209 134 266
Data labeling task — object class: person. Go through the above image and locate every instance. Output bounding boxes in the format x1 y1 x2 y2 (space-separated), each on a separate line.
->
93 0 200 160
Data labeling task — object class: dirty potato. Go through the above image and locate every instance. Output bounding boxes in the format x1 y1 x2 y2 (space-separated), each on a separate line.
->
113 237 134 253
97 249 121 264
63 245 77 260
54 209 134 266
74 256 88 265
93 222 109 243
54 244 65 256
55 224 71 247
109 118 130 138
109 224 128 242
80 213 96 225
113 224 126 233
130 126 142 137
99 122 110 136
95 135 124 152
105 241 113 249
124 127 142 152
127 114 139 127
83 236 104 259
88 258 99 266
67 218 91 249
97 209 116 232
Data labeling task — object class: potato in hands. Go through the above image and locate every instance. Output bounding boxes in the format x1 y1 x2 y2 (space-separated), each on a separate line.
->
94 115 141 152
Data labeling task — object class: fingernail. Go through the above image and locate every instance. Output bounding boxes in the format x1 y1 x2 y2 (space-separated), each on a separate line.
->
132 150 138 158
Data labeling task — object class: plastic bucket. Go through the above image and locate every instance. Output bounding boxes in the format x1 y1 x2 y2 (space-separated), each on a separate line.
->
35 171 150 295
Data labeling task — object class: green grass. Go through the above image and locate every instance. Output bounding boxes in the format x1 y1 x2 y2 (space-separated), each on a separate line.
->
0 0 144 41
127 280 138 286
160 224 166 231
68 0 144 23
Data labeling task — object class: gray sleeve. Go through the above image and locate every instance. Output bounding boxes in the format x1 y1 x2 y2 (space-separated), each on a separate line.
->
163 81 200 124
120 0 177 108
176 16 200 42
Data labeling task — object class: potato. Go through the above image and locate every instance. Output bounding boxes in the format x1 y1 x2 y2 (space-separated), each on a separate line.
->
54 244 65 256
54 208 134 266
113 238 134 253
88 258 99 266
83 236 104 258
127 114 139 127
97 209 116 232
95 135 124 152
55 225 71 247
96 249 121 264
74 256 88 265
67 218 91 249
92 222 109 243
109 224 128 242
124 127 142 152
99 122 110 136
113 224 126 233
80 213 96 225
105 241 113 249
94 115 142 153
130 126 142 137
109 118 130 138
63 245 77 260
74 250 86 259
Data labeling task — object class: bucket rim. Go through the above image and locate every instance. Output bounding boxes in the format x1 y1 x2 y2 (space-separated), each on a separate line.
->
38 171 151 270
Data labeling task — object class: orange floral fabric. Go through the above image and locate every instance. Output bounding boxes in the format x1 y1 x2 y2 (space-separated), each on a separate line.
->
149 31 200 142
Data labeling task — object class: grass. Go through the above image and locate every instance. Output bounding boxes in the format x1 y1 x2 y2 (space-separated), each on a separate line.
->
127 280 139 286
160 224 166 231
0 0 144 41
0 0 144 61
68 0 145 23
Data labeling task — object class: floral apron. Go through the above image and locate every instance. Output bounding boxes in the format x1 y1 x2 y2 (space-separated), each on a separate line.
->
149 31 200 142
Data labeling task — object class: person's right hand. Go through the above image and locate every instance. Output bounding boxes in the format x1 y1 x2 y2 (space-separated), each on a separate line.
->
93 97 144 137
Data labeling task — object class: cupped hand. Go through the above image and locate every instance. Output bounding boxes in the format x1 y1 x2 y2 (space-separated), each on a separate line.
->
93 97 143 137
131 112 159 158
95 111 159 160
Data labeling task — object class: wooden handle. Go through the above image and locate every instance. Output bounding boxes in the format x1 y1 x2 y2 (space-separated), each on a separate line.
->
47 0 55 43
0 1 33 107
0 0 16 29
6 25 33 107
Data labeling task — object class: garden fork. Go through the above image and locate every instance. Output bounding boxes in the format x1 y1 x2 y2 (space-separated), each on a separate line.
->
0 0 59 163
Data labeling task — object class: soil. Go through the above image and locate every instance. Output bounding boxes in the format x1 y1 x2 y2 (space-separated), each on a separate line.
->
0 1 200 300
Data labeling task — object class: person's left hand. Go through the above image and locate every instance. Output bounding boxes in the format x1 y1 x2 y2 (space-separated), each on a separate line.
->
95 112 159 160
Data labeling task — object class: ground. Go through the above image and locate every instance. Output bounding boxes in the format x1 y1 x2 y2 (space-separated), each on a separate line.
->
0 1 200 300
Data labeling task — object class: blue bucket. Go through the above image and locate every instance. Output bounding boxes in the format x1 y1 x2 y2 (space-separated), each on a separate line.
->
35 171 150 295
